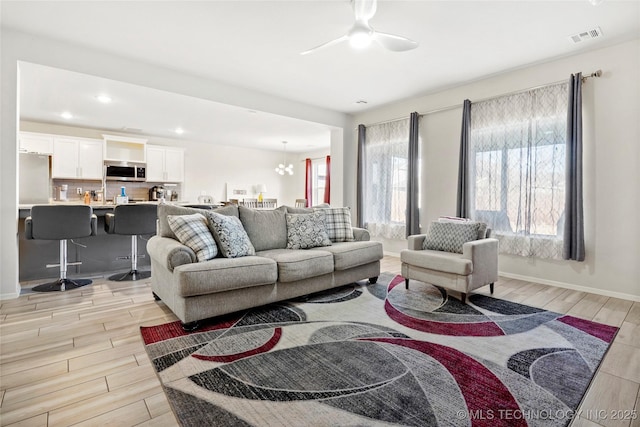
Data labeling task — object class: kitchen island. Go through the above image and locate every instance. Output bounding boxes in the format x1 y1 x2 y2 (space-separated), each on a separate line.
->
17 202 202 283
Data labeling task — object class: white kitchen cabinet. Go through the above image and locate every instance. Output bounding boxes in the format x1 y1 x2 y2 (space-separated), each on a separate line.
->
146 145 184 182
52 137 103 180
19 132 54 154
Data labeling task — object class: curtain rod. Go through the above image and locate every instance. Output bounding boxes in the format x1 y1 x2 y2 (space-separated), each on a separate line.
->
299 156 327 162
361 69 602 127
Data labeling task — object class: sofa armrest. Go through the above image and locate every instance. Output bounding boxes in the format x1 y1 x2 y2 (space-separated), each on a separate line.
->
147 235 197 272
462 238 499 280
352 227 370 241
407 234 427 250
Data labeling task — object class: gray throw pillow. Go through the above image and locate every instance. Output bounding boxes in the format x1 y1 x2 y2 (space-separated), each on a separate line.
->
422 221 482 253
205 211 255 258
313 207 354 242
167 213 218 262
239 206 287 251
285 211 332 249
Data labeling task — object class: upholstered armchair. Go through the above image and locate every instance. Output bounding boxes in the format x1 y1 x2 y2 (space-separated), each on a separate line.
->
400 221 499 304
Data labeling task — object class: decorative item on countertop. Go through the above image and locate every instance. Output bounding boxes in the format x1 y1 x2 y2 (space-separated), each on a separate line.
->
115 186 129 204
83 191 91 205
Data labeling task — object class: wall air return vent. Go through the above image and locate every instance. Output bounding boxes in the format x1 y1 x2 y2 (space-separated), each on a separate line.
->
569 26 603 44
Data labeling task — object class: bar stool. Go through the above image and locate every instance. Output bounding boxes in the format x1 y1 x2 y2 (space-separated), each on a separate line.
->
105 203 157 281
25 205 97 292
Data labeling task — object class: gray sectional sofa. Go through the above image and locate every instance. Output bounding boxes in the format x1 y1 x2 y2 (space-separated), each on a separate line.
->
147 204 383 329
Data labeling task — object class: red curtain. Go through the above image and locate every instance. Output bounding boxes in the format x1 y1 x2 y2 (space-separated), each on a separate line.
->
323 155 331 204
304 158 312 207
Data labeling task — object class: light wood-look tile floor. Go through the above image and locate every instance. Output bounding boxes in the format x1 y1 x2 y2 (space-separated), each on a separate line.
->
1 256 638 427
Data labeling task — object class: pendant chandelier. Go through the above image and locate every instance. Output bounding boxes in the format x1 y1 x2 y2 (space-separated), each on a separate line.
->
275 141 293 175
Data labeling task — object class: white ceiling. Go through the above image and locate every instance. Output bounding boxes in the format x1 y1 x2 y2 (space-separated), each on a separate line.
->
4 1 640 151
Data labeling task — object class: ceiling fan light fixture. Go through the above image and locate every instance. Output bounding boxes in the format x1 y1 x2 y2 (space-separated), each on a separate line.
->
349 28 373 49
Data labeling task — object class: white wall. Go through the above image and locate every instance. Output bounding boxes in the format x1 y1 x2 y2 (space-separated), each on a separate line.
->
349 39 640 300
0 28 350 299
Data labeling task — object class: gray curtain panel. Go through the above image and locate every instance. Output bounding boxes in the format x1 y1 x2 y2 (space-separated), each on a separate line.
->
406 112 420 237
356 124 366 228
456 99 471 218
563 73 585 261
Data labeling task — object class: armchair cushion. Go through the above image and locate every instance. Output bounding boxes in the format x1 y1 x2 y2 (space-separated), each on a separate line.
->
422 221 483 253
401 249 473 276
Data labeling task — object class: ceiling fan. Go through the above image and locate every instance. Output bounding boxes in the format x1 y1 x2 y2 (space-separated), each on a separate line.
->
300 0 418 55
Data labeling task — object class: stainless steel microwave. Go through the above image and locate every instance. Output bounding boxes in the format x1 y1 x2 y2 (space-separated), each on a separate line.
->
105 161 147 182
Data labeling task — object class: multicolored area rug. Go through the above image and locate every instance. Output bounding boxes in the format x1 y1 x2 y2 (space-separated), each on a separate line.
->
141 273 618 427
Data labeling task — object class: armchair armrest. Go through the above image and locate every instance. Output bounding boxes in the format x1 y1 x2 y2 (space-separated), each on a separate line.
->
462 238 498 282
352 227 370 241
407 234 428 250
147 235 197 272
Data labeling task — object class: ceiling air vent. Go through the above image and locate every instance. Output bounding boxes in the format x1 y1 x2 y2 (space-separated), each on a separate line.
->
569 26 603 44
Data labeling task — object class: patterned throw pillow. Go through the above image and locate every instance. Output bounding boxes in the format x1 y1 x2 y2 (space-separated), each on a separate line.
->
422 221 482 253
205 211 255 258
167 213 218 262
285 211 332 249
438 217 488 240
314 207 355 242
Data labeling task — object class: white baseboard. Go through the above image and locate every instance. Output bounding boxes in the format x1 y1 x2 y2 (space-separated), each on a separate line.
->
498 271 640 302
0 284 21 300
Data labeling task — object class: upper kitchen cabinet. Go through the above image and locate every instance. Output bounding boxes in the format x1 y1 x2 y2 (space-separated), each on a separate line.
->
103 134 147 162
146 144 184 182
19 132 54 154
52 137 103 180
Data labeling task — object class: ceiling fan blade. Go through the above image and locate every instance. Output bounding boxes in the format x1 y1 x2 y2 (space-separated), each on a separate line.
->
352 0 377 22
300 35 348 55
374 32 419 52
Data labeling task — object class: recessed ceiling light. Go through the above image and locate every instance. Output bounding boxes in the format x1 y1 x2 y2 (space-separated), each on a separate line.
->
96 94 112 103
175 127 185 135
61 111 73 119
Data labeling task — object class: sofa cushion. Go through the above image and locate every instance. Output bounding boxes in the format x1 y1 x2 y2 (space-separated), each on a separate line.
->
257 249 334 283
167 213 218 262
314 207 355 242
285 211 332 249
158 203 238 239
174 256 278 297
401 249 473 276
423 221 482 253
205 211 256 258
239 206 287 251
310 241 383 271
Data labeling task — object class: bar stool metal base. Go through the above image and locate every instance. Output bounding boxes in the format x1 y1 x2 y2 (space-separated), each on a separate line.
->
108 270 151 282
32 278 93 292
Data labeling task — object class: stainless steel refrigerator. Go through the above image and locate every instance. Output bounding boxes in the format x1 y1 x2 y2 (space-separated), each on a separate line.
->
19 153 51 204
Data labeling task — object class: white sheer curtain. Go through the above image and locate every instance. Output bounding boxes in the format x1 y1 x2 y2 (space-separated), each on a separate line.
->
470 83 569 259
363 118 409 239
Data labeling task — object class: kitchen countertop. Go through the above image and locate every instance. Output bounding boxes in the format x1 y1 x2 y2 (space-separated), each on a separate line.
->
18 201 221 210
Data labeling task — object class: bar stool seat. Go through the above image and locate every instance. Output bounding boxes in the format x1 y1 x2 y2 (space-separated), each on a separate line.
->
105 203 157 281
25 205 97 292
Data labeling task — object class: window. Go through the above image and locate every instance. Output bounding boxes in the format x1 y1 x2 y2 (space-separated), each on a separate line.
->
311 159 326 206
363 118 409 239
470 84 568 259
